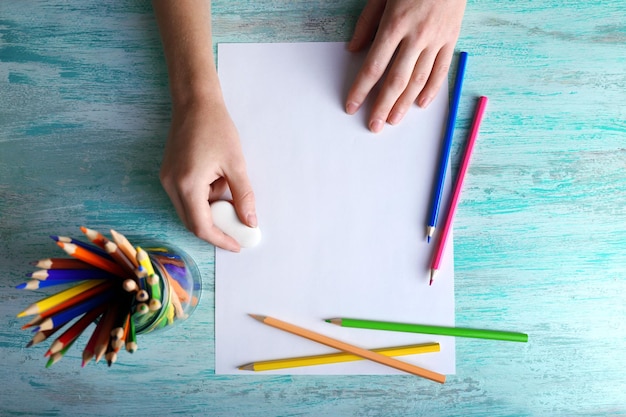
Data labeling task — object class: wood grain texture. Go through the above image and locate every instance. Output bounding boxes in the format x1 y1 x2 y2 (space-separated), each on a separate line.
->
1 1 625 415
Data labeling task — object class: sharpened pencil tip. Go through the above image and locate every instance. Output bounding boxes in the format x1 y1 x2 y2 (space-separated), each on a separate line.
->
248 314 265 321
15 283 26 289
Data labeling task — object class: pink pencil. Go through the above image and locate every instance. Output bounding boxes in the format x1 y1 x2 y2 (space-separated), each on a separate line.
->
430 96 488 285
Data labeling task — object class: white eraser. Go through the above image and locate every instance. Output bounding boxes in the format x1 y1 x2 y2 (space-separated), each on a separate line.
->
210 200 262 248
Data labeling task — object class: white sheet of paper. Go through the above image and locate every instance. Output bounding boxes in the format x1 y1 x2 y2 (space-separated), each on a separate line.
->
216 42 455 375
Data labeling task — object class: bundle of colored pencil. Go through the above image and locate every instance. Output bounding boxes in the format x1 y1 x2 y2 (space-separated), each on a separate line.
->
16 227 183 368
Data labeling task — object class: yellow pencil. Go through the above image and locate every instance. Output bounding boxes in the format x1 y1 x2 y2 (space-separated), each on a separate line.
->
249 314 446 383
239 342 440 371
136 247 155 276
17 279 105 318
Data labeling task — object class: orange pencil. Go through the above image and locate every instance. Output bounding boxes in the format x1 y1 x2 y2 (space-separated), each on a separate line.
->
110 229 138 267
80 226 110 249
46 303 107 356
250 314 446 383
56 242 127 276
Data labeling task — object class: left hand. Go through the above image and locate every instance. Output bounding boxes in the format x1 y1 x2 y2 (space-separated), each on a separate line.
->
345 0 466 133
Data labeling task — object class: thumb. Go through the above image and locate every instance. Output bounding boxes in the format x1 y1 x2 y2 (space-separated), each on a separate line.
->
228 170 257 228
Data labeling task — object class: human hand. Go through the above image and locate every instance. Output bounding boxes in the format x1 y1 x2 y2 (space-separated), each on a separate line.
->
346 0 466 133
159 99 257 252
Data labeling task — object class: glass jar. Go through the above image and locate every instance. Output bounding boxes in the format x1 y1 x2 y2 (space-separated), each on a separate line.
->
131 243 202 335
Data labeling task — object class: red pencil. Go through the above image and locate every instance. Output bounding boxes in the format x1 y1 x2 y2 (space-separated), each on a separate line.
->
30 258 96 270
46 303 107 356
82 304 114 367
430 96 488 285
20 280 113 329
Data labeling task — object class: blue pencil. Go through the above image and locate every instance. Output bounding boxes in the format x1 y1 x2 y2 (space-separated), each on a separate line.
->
17 279 87 290
28 269 118 281
33 290 114 331
426 51 468 243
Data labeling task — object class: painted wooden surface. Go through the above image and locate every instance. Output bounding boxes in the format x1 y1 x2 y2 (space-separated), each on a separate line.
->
1 1 625 415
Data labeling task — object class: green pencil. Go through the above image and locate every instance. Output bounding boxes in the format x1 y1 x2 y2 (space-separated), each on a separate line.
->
326 318 528 343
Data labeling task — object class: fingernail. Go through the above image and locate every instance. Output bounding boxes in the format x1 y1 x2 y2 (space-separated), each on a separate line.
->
418 96 432 108
247 212 258 228
369 118 384 133
388 111 403 125
346 102 359 115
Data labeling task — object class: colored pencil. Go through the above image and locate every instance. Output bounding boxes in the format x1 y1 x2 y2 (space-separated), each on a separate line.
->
35 290 113 331
56 242 127 276
46 303 107 356
147 273 162 311
135 289 149 302
110 292 133 344
123 278 139 293
30 258 95 270
46 337 77 368
430 96 488 285
50 235 112 260
27 327 60 347
326 318 528 343
20 280 113 328
249 314 446 383
125 314 137 353
81 305 112 367
136 247 155 276
28 269 116 281
16 279 84 290
110 229 138 267
105 240 136 273
87 227 112 246
135 303 149 315
94 306 117 364
17 279 106 318
426 51 468 243
239 342 440 371
80 226 110 248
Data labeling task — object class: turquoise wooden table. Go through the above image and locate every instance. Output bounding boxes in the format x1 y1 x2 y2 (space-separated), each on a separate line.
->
1 1 625 415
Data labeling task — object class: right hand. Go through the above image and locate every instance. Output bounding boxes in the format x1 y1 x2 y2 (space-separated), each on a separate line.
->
159 98 257 252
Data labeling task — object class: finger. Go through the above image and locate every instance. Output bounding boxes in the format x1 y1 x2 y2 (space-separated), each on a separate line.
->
388 47 438 125
345 29 401 117
417 45 454 109
181 184 241 252
226 167 257 228
348 0 387 52
208 177 229 202
369 39 424 130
